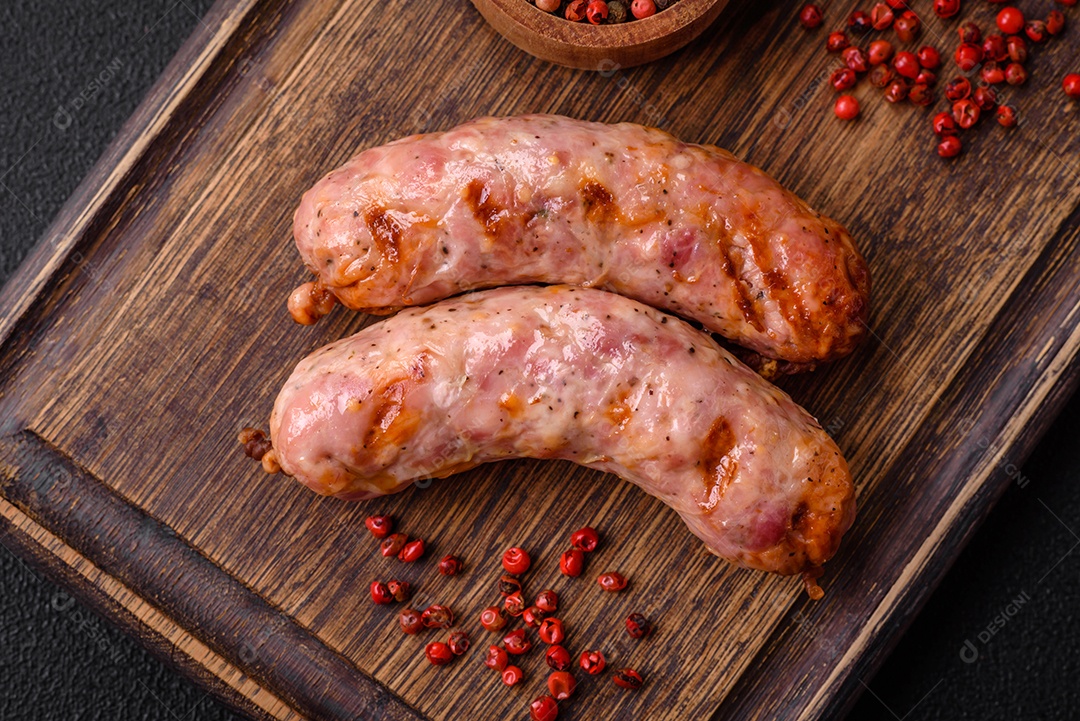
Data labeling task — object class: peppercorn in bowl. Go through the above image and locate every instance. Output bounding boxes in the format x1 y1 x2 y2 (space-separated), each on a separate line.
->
469 0 730 69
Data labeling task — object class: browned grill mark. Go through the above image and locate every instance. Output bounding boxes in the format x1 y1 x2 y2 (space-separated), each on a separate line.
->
716 242 765 332
464 179 506 238
743 213 814 341
581 180 616 223
364 208 402 263
699 417 738 511
604 390 633 430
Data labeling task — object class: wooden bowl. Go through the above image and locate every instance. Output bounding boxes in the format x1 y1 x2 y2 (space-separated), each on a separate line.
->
470 0 731 70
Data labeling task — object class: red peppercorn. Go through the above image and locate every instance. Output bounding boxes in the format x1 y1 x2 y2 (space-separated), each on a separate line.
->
848 10 871 32
932 112 959 136
933 0 960 19
937 135 963 159
502 665 524 686
535 590 559 614
504 628 533 655
1065 74 1080 98
504 591 526 617
437 555 463 576
894 11 920 43
502 547 531 575
884 80 910 103
485 644 508 671
954 43 984 72
972 86 998 111
448 631 470 656
523 606 546 629
983 34 1007 63
1005 62 1027 86
398 538 425 563
421 604 454 629
981 62 1005 85
869 64 895 88
579 650 606 675
893 51 920 80
842 47 868 74
425 641 454 666
586 0 608 25
953 99 981 129
630 0 655 19
597 571 628 592
917 46 940 70
944 77 972 101
399 608 423 635
1024 20 1048 43
1046 10 1065 36
546 645 572 671
387 580 411 603
381 533 407 557
826 31 849 53
547 671 577 701
498 574 523 596
370 581 393 605
481 605 507 632
830 68 857 92
529 696 558 721
364 515 393 539
834 95 860 121
1007 35 1027 63
997 7 1025 36
957 22 981 45
870 3 894 31
798 4 823 30
613 668 644 690
868 40 894 66
997 105 1018 128
625 613 654 639
916 70 937 87
560 549 585 577
565 0 587 21
538 617 565 645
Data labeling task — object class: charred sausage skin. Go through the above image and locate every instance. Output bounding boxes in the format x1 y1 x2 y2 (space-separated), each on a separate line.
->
289 115 870 367
269 286 855 577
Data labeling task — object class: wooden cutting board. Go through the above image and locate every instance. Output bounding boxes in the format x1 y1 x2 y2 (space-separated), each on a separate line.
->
2 0 1079 719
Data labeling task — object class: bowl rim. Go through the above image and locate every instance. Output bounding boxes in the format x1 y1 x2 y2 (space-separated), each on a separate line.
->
482 0 722 50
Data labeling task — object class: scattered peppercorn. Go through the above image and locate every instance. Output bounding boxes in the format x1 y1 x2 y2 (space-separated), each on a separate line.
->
370 581 393 605
387 580 411 603
798 4 823 30
539 617 566 645
438 554 464 576
364 515 393 539
997 104 1018 128
448 631 470 656
571 527 600 552
523 606 546 628
937 135 963 159
498 574 523 596
529 695 558 721
421 604 454 629
502 665 524 686
485 644 509 671
546 645 572 671
504 591 526 617
579 650 606 675
597 571 628 592
1065 74 1080 98
560 549 585 577
535 590 559 613
502 547 531 575
399 608 423 635
625 612 654 639
547 671 577 700
381 533 408 557
481 605 508 632
425 641 454 666
398 538 425 562
504 628 533 655
613 668 644 690
834 95 860 121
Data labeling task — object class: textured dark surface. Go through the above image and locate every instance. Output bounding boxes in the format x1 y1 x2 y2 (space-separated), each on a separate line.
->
0 1 1077 720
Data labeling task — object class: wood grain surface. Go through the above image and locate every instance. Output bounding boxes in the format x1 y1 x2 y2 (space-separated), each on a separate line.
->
1 0 1079 719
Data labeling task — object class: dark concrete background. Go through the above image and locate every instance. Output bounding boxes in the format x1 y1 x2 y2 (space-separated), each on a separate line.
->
0 2 1077 719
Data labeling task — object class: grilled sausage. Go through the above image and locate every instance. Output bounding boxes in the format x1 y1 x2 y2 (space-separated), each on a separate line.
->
287 115 870 371
262 286 855 587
